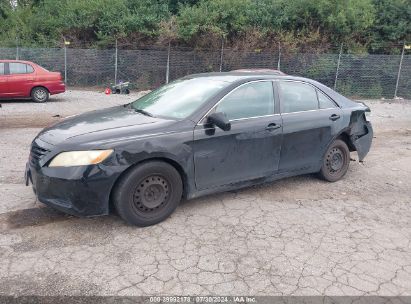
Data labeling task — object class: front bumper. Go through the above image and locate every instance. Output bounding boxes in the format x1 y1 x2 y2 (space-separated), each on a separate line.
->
26 161 118 217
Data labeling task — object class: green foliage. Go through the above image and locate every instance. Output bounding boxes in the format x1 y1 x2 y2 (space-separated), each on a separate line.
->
168 0 201 14
0 0 409 51
281 0 375 41
338 79 383 98
305 56 338 80
177 0 253 39
369 0 411 52
124 0 170 36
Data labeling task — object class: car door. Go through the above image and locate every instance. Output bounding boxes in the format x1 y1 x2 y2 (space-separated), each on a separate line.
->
277 80 343 173
193 80 283 190
0 62 8 97
8 62 35 97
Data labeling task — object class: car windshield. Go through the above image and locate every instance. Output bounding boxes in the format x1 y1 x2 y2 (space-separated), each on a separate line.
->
131 78 228 119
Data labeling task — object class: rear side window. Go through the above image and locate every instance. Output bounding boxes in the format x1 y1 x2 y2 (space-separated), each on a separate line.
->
279 81 318 113
0 63 4 75
27 64 34 73
216 81 275 120
317 90 336 109
9 63 34 74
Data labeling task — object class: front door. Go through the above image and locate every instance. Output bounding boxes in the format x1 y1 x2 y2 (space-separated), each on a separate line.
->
193 81 283 190
277 80 343 173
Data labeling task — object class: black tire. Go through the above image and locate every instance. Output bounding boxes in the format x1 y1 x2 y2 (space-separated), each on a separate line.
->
113 161 183 227
319 139 350 182
31 87 49 103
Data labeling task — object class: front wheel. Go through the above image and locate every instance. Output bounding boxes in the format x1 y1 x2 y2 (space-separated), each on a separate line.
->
319 139 350 182
113 161 183 227
31 87 49 103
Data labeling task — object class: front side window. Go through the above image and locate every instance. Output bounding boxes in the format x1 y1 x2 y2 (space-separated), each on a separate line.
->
279 81 318 113
131 78 228 119
0 63 4 75
9 63 33 74
215 81 274 120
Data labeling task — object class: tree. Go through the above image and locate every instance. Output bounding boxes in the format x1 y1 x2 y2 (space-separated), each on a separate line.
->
168 0 200 14
0 0 12 19
124 0 170 36
0 0 408 52
280 0 375 43
369 0 411 51
177 0 253 40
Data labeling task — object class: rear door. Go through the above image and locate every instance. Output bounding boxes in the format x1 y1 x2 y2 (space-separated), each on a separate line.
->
277 80 343 173
7 62 35 97
0 62 8 97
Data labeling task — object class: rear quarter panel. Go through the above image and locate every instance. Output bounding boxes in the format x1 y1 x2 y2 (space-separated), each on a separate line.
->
33 66 65 95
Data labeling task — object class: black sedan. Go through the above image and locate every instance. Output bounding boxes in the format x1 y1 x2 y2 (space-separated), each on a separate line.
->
26 72 373 226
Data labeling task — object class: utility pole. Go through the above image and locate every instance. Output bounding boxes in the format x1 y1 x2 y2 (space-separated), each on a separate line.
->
64 46 67 83
166 41 171 84
219 36 224 72
334 43 343 90
16 36 19 60
64 39 70 84
277 42 281 71
394 42 406 98
114 39 118 85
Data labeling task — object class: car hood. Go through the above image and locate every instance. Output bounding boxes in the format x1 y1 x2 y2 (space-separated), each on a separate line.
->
37 105 175 146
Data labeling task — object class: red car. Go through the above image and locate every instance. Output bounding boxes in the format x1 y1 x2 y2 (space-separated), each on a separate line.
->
0 60 65 102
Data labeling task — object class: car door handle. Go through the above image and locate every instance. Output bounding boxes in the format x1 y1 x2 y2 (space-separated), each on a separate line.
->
329 114 341 121
265 123 281 131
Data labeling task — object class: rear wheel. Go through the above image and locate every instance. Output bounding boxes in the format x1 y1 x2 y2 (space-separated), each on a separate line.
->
31 87 49 103
113 161 183 226
319 139 350 182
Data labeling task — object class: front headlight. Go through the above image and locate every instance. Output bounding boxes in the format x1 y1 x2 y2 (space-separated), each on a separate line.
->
48 150 113 167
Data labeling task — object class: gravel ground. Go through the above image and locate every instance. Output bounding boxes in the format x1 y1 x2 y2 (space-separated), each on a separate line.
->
0 90 410 296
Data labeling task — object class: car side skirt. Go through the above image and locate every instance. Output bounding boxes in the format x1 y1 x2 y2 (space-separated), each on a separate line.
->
187 166 319 200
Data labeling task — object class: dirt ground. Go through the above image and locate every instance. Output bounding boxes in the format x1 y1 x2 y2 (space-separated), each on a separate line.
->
0 90 410 296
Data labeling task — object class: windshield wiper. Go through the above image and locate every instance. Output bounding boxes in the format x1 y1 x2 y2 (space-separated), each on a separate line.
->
134 108 154 117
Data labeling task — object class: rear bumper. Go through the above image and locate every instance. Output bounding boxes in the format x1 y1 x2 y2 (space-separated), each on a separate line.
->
26 161 118 217
349 111 373 161
48 82 66 95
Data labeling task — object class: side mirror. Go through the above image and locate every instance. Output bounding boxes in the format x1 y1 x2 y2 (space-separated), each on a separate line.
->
207 112 231 131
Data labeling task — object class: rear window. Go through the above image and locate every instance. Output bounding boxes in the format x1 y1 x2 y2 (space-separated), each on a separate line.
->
317 90 337 109
9 63 34 74
0 63 4 75
279 81 318 113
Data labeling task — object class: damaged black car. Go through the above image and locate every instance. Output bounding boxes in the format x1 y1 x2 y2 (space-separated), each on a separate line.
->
25 72 373 226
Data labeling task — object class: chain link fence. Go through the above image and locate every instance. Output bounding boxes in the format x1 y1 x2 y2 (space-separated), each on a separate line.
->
1 46 410 99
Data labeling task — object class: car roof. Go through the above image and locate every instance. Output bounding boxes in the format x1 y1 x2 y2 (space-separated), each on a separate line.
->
0 59 35 65
183 71 308 83
230 68 286 75
183 71 360 109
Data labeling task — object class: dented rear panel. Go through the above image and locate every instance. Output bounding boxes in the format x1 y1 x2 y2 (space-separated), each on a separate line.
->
348 107 373 161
